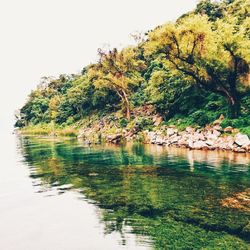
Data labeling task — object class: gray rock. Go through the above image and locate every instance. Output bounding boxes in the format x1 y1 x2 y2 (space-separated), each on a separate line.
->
233 147 246 153
223 136 234 150
178 138 189 146
106 134 122 143
206 131 219 141
192 140 207 149
224 126 234 133
188 139 194 149
235 133 250 147
167 128 178 137
192 132 205 141
212 130 221 137
185 127 196 133
153 116 163 126
155 136 165 145
206 139 215 146
169 135 181 144
145 131 157 143
213 125 223 132
213 114 224 125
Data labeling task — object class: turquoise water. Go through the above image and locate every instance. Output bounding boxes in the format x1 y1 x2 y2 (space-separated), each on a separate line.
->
2 135 250 249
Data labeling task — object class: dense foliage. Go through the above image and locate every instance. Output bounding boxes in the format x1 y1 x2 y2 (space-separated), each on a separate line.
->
16 0 250 130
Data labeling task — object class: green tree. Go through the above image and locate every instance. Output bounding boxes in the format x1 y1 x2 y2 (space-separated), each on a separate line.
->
88 47 145 120
195 0 223 21
55 76 94 123
144 14 250 118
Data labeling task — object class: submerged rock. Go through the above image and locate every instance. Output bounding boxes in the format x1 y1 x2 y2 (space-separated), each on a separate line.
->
221 189 250 212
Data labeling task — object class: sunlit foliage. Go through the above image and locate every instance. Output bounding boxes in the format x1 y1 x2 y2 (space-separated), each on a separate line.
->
16 0 250 128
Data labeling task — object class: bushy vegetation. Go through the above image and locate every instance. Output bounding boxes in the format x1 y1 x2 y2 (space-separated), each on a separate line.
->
16 0 250 134
21 123 78 137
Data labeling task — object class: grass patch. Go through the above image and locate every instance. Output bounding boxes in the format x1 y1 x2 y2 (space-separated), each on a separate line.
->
57 127 78 137
21 123 78 137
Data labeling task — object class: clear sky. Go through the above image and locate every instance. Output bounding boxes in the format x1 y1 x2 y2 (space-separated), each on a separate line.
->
0 0 197 131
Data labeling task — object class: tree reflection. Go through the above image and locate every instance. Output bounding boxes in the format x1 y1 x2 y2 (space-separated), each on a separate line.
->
18 136 250 249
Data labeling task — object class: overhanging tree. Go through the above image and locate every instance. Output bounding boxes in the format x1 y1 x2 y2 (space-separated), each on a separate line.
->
144 14 250 118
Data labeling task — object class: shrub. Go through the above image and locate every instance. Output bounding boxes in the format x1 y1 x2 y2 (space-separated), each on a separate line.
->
119 118 128 128
135 117 154 130
189 111 209 127
66 117 75 126
57 127 78 137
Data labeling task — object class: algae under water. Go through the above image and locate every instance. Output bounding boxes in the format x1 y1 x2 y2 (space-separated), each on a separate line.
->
13 136 250 249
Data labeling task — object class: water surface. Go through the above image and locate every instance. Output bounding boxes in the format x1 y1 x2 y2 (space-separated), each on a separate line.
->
1 135 250 249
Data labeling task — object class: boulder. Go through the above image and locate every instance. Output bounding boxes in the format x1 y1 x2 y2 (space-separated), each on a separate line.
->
206 139 215 146
213 114 224 125
106 134 122 143
192 132 205 141
212 130 221 137
155 136 165 145
213 137 224 149
153 115 163 126
169 135 181 144
233 147 247 153
188 139 194 149
206 132 219 141
222 136 235 150
242 144 250 152
145 131 157 143
192 140 207 149
224 126 234 133
235 133 250 147
213 125 223 132
178 138 189 146
167 128 178 137
185 127 196 133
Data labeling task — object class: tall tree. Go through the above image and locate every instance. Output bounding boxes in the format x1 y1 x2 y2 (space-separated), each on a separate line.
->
87 47 145 120
144 14 250 118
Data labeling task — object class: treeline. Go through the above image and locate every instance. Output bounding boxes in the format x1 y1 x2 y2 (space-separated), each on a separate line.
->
16 0 250 130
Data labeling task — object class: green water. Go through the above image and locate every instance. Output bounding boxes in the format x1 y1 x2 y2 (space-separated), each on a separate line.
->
19 136 250 249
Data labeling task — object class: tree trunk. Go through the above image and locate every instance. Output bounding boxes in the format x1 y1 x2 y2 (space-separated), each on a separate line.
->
228 94 240 119
218 84 240 119
121 90 131 121
126 105 131 120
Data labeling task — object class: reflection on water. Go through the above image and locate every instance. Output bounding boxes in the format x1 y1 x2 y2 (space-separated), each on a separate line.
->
18 136 250 249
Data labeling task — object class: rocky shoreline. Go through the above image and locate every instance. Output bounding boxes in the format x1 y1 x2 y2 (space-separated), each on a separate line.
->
22 104 250 153
78 123 250 153
143 126 250 153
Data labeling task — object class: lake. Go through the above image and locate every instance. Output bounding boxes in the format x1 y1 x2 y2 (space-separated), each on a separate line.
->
0 134 249 249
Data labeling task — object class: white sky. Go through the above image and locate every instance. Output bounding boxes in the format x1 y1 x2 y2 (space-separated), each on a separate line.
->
0 0 197 131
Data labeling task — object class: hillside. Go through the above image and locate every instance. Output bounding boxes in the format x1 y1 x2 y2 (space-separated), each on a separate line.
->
16 0 250 150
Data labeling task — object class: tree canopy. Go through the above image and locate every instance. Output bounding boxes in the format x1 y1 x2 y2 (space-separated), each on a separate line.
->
144 13 250 118
16 0 250 128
